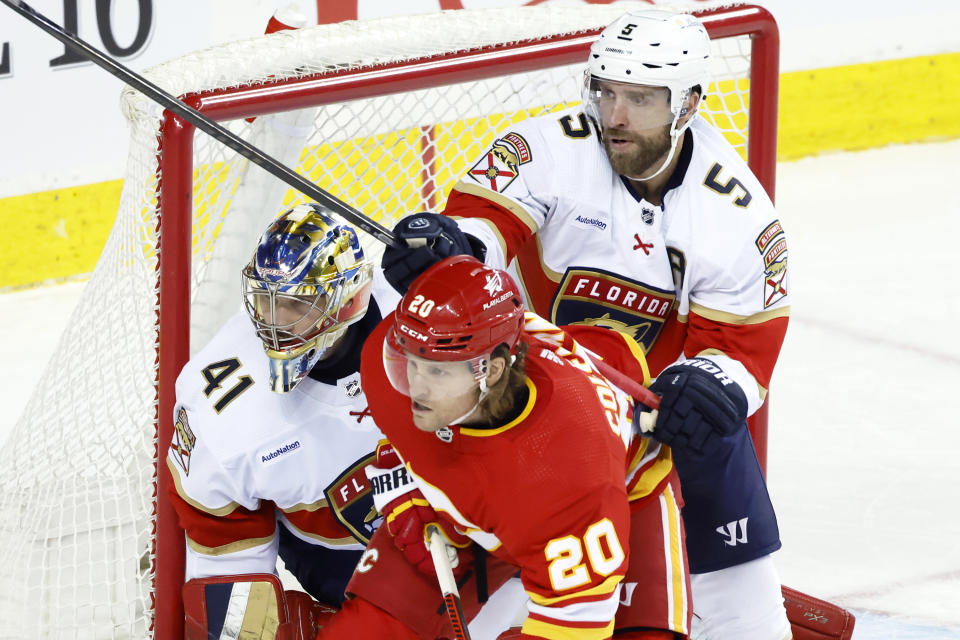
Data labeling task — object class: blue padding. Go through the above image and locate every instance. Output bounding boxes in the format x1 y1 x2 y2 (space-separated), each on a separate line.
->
673 424 781 573
204 581 234 639
277 521 363 606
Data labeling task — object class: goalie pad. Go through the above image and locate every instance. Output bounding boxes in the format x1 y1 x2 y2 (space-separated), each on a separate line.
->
183 574 336 640
782 585 855 640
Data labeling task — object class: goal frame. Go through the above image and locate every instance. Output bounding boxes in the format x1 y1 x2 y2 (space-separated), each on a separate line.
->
153 6 779 638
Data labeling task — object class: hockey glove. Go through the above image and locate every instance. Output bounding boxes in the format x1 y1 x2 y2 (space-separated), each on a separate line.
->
381 212 483 293
643 358 748 454
365 441 470 576
381 490 470 577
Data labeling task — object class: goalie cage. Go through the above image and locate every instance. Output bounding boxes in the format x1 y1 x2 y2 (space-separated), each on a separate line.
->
0 3 778 638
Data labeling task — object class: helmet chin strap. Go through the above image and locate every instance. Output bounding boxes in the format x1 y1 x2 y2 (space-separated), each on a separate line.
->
629 111 688 183
628 91 698 184
444 353 515 427
446 376 491 427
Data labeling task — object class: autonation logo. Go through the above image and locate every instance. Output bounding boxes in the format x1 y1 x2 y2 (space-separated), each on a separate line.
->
261 440 301 463
574 215 607 230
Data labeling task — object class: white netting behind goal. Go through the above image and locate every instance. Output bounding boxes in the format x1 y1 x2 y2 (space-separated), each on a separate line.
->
0 3 770 638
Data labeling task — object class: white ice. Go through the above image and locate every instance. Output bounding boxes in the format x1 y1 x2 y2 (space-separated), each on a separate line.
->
2 139 959 638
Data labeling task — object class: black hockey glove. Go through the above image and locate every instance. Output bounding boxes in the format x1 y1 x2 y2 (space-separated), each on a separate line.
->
643 358 748 454
381 212 483 294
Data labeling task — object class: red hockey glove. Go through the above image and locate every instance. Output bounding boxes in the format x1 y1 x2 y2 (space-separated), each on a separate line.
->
365 441 418 515
365 441 470 576
382 490 470 577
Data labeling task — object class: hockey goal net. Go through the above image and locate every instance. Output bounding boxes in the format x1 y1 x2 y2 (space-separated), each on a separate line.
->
0 3 778 638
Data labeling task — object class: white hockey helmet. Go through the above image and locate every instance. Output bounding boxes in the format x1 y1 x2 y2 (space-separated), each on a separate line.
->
586 9 711 122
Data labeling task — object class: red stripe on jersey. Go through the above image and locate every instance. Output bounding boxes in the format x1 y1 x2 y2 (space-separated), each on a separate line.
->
282 506 360 543
646 312 687 375
514 236 560 316
527 611 612 629
443 188 533 263
684 311 789 389
169 488 275 550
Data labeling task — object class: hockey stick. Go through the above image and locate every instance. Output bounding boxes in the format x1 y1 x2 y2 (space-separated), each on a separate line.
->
590 355 660 432
426 524 472 640
532 335 661 431
0 0 400 248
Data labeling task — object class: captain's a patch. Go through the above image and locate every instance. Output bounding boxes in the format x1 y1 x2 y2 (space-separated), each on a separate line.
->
467 132 532 193
171 406 196 476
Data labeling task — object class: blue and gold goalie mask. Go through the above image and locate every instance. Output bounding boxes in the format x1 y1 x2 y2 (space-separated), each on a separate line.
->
242 204 373 392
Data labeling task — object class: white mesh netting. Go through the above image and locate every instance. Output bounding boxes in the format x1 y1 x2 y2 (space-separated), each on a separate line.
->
0 3 766 637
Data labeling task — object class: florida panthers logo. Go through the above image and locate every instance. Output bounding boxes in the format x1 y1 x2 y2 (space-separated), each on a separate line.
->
568 313 653 345
468 132 532 193
325 452 379 544
551 268 676 354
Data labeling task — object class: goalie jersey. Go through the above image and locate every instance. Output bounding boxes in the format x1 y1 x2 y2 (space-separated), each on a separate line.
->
360 313 675 640
446 110 790 414
167 276 400 606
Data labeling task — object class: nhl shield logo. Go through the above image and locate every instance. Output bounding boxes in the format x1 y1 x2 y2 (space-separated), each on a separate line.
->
324 452 379 544
641 207 656 225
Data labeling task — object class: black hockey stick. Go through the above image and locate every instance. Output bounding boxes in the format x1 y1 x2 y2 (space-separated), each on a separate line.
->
1 0 401 248
427 524 472 640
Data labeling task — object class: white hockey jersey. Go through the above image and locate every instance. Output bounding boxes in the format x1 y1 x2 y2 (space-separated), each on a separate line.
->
444 109 790 413
167 274 400 586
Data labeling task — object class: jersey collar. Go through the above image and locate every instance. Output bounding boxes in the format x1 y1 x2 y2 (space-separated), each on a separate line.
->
618 129 694 208
458 377 535 438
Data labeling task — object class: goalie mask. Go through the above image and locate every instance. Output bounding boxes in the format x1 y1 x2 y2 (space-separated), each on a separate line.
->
383 255 525 429
583 10 711 180
243 204 373 393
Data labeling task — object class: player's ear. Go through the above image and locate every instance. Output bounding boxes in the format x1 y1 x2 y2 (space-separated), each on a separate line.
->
485 355 508 388
678 87 701 122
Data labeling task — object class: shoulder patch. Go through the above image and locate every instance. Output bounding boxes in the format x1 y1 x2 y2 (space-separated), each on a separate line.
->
761 234 788 308
467 132 532 193
755 220 784 252
171 407 196 476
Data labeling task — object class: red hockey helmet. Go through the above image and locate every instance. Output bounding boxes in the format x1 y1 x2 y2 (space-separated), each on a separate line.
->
384 255 526 395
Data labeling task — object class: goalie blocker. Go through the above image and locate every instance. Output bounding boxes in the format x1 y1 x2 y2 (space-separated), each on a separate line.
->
783 586 855 640
183 574 337 640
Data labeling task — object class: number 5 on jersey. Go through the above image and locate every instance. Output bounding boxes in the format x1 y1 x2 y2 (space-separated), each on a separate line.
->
545 518 626 591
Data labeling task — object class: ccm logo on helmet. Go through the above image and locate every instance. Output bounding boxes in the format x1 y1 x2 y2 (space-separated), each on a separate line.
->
399 323 429 342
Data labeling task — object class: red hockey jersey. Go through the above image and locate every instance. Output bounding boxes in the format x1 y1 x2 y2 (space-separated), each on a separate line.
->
361 312 671 640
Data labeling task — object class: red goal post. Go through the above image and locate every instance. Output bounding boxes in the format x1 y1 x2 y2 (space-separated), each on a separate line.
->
0 4 778 638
